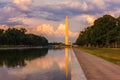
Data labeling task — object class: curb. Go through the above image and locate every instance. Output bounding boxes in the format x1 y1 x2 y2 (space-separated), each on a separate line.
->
71 49 87 80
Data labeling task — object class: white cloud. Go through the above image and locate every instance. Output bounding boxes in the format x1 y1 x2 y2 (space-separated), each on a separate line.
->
82 2 88 11
86 0 106 9
73 14 96 26
86 16 96 25
0 24 79 42
0 25 9 30
13 0 32 4
31 24 78 38
13 0 33 10
1 0 120 42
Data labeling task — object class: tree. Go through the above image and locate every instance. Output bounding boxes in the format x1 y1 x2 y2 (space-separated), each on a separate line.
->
76 14 120 48
0 28 48 46
0 29 4 45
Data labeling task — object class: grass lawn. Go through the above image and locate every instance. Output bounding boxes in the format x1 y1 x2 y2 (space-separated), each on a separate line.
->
79 47 120 66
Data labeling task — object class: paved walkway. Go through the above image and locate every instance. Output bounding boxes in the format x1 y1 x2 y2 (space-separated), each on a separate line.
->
73 48 120 80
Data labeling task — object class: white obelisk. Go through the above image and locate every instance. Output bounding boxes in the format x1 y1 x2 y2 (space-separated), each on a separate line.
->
65 16 69 45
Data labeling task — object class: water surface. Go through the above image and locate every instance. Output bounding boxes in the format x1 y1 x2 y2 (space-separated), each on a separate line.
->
0 48 71 80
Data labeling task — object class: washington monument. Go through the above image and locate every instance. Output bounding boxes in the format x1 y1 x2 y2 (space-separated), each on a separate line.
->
65 16 69 45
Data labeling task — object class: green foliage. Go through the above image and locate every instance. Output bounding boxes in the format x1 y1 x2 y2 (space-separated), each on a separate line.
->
0 28 48 46
76 14 120 48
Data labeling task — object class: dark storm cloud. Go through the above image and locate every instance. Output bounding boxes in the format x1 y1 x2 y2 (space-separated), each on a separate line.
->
23 2 111 21
24 4 103 21
0 21 26 26
0 2 9 7
0 2 27 26
0 0 120 25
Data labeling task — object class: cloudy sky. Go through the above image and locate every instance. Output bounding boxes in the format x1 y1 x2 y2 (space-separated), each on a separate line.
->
0 0 120 43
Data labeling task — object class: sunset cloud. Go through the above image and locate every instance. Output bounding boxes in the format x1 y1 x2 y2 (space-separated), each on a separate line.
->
0 0 120 42
0 24 79 42
86 16 96 25
13 0 33 10
31 24 79 38
13 0 32 4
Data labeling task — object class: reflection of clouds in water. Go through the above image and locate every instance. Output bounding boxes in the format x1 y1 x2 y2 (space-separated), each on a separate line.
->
4 49 69 80
0 68 18 80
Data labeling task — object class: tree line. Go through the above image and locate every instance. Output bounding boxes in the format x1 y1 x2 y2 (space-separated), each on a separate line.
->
76 15 120 48
0 28 48 46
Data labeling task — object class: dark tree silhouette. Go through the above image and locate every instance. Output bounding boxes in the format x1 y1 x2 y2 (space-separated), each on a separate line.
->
0 28 48 46
76 14 120 48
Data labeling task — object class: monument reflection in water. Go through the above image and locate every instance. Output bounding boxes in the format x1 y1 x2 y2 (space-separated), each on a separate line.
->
65 48 69 77
0 48 71 80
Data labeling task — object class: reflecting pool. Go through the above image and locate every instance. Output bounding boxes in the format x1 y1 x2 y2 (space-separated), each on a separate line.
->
0 48 71 80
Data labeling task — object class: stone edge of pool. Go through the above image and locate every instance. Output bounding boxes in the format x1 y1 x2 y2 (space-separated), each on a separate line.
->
71 48 87 80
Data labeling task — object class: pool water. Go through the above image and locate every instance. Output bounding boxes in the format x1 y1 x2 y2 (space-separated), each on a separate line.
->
0 48 71 80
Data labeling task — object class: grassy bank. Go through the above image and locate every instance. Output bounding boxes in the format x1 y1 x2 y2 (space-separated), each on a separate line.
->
79 47 120 66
